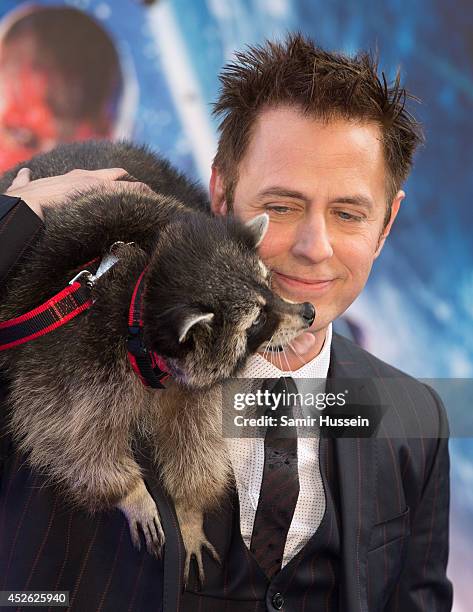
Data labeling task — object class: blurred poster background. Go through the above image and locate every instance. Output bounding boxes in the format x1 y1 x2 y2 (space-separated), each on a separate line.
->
0 0 471 608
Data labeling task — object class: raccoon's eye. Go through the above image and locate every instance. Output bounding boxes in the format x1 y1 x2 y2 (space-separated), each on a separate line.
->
250 311 266 329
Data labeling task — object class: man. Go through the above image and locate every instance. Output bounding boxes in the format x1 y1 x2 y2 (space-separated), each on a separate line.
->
0 4 124 172
0 35 452 611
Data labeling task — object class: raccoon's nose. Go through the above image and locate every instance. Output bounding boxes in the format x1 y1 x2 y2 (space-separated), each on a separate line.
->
302 302 316 326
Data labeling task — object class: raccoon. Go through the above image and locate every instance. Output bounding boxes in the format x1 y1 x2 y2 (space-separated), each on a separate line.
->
0 141 315 584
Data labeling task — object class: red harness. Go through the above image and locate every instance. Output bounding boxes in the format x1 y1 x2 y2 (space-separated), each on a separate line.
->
0 260 171 389
126 267 171 388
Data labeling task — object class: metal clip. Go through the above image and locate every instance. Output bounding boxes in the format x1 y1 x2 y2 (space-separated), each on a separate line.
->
68 269 94 288
68 242 133 289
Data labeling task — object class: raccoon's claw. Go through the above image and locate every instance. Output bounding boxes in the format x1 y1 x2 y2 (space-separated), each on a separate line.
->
129 515 164 557
117 480 165 557
176 505 221 588
183 533 221 589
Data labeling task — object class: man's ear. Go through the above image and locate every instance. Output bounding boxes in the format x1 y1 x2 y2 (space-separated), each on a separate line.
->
209 165 228 216
374 190 405 259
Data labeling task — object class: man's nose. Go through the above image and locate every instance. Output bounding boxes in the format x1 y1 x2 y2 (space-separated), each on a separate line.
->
291 217 333 263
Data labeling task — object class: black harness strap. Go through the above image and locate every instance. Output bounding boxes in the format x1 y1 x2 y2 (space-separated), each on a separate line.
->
0 274 95 352
126 268 172 389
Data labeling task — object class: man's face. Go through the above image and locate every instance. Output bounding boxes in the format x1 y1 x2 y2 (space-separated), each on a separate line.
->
0 56 59 172
0 40 110 172
210 107 403 335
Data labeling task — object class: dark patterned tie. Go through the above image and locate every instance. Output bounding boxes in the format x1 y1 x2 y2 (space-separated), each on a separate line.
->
250 376 300 578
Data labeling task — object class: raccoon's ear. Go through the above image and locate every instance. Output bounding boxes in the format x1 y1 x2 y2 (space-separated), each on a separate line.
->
245 213 269 247
178 312 214 343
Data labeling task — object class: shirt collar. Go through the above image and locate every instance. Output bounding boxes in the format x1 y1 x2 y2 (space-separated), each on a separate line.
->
241 323 332 380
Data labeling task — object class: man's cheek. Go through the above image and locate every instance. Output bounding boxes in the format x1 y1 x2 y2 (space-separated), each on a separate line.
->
257 227 293 261
342 239 376 271
347 260 374 298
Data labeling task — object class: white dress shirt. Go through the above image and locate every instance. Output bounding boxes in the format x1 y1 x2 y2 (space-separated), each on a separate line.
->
225 323 332 567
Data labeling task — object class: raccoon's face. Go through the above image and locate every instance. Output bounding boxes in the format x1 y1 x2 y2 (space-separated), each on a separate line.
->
143 212 315 388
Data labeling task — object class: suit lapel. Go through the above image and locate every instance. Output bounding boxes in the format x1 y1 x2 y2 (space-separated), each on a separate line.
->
326 333 380 612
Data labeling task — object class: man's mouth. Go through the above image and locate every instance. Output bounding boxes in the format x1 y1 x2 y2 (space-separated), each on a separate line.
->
273 271 335 291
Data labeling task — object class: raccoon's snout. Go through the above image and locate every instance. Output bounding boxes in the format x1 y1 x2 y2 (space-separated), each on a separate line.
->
262 297 317 354
301 302 315 327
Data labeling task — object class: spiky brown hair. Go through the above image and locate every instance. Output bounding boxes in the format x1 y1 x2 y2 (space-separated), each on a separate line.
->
213 33 423 228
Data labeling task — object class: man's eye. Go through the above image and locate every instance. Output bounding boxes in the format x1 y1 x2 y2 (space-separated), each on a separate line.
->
336 210 363 222
265 205 294 215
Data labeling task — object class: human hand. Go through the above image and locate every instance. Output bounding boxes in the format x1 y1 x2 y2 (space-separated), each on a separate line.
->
5 167 153 220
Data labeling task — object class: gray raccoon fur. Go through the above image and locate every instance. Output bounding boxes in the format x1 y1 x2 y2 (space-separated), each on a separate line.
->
0 141 313 584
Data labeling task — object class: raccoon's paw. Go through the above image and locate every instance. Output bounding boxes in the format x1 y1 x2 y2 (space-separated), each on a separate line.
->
183 531 220 589
117 480 164 557
176 504 221 588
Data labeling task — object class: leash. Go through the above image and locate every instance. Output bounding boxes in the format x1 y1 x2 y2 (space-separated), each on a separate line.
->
0 284 93 350
0 256 100 351
0 245 172 389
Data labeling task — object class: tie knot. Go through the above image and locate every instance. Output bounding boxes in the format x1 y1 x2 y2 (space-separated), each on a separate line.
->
261 376 298 397
261 377 299 432
262 377 298 412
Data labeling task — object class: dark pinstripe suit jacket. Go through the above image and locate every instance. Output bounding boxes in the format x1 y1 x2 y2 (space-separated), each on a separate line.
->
0 198 453 611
